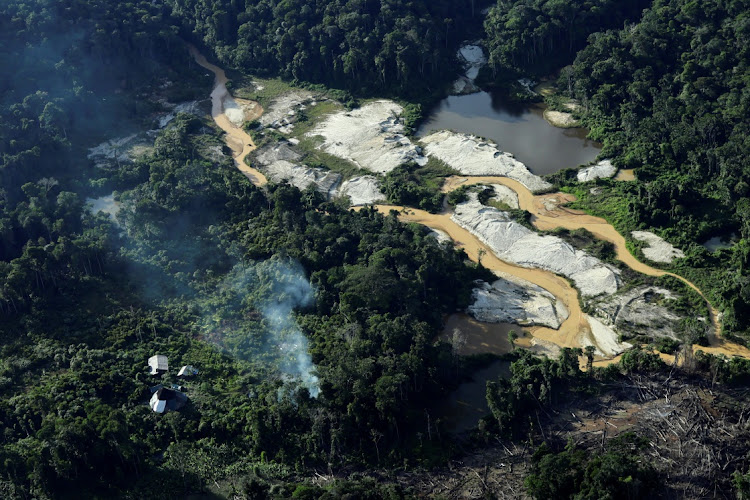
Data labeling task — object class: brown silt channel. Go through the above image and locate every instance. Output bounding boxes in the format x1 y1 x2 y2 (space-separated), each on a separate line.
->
188 45 267 186
190 49 748 362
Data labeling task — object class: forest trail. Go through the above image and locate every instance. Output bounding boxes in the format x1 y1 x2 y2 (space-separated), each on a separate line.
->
188 45 268 186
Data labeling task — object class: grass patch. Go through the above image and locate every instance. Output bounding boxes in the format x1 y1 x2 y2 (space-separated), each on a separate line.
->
288 100 343 139
296 136 370 179
231 77 296 107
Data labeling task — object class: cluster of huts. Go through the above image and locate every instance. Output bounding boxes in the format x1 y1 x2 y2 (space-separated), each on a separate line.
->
147 355 198 413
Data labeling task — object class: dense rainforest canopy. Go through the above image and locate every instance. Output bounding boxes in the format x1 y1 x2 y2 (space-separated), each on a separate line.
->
3 0 750 497
167 0 492 98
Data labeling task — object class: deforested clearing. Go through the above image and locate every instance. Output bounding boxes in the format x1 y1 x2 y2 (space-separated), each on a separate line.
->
452 194 620 297
307 100 427 174
632 230 686 263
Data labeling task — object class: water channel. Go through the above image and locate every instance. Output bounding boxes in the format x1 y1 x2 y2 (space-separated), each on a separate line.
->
418 90 601 175
191 45 750 432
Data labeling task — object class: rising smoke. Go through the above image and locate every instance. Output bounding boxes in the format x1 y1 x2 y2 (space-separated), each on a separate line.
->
210 257 321 398
256 259 320 398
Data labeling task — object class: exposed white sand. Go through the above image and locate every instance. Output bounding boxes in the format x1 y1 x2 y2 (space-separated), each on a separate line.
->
517 78 537 95
581 316 633 357
158 101 203 128
259 91 315 133
88 134 152 167
632 231 685 263
577 159 616 182
469 274 569 329
308 100 427 174
337 176 386 206
458 44 486 81
264 160 341 198
254 142 340 198
428 228 452 244
595 285 683 340
86 194 120 222
452 194 621 297
543 109 579 128
421 131 552 193
490 184 519 209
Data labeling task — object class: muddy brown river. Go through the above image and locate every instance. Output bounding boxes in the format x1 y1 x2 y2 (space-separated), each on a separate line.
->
192 46 749 363
189 45 267 186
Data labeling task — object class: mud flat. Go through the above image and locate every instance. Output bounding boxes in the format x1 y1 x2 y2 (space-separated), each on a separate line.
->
308 100 427 174
420 131 552 192
614 168 636 181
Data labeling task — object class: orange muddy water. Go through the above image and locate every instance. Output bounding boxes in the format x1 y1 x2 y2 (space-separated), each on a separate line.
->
438 176 750 360
193 49 747 362
188 46 267 186
371 204 593 353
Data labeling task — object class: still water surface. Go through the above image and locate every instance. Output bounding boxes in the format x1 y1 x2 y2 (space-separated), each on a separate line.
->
418 91 601 175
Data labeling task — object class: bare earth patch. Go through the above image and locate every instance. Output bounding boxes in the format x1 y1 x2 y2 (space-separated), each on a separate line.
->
632 230 686 263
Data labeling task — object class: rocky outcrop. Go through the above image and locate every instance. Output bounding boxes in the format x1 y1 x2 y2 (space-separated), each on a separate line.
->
577 160 617 182
308 100 427 174
420 131 552 193
469 275 569 329
452 194 621 297
632 231 685 263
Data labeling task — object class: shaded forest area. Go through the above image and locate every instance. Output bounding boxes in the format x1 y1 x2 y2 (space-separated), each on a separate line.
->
166 0 493 99
4 0 750 498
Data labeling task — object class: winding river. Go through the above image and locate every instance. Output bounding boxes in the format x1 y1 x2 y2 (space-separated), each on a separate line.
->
191 46 750 363
189 45 267 186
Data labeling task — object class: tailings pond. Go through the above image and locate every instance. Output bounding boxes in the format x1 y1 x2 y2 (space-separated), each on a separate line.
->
418 90 601 175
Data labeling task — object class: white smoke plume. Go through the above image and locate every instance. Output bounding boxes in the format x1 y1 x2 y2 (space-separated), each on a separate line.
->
256 259 321 397
207 257 321 397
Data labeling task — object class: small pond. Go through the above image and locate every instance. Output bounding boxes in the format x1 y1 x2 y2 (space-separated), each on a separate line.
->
702 233 738 252
418 90 601 175
438 359 510 434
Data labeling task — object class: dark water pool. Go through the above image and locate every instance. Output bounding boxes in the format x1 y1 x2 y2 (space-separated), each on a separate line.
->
418 91 601 175
438 360 511 434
